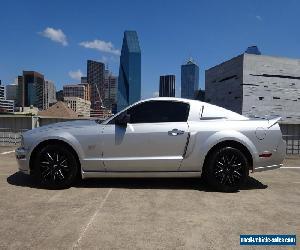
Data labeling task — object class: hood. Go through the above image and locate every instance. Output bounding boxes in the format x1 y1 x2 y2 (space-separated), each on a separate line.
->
24 119 97 135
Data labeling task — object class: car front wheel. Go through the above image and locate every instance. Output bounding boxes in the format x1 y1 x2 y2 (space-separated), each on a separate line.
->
33 144 79 189
204 147 249 192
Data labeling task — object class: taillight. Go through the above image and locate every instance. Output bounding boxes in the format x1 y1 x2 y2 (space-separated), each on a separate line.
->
259 152 272 158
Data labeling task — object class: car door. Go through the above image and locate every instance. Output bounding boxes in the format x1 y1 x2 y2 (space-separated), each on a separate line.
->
101 100 190 171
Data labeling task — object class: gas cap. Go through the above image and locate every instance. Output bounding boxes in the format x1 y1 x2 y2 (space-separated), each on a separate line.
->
255 127 266 140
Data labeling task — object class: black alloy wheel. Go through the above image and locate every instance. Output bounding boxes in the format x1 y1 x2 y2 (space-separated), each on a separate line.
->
33 144 78 189
205 147 249 192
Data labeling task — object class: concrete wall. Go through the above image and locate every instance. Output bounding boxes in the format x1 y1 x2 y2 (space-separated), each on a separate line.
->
0 116 37 131
0 115 95 130
243 54 300 123
205 55 243 113
0 115 102 146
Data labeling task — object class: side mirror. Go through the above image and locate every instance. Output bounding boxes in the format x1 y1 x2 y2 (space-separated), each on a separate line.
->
115 113 130 126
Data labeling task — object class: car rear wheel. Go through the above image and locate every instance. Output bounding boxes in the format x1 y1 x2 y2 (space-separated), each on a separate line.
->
33 144 78 189
204 147 249 192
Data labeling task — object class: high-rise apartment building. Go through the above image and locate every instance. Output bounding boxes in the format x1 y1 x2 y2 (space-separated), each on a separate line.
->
0 81 15 112
63 83 90 101
0 99 14 112
87 60 105 111
117 31 141 111
181 59 199 99
43 80 57 110
104 70 118 109
0 81 4 99
159 75 175 97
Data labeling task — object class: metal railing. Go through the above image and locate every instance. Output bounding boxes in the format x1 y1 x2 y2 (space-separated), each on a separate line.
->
282 135 300 155
0 128 28 146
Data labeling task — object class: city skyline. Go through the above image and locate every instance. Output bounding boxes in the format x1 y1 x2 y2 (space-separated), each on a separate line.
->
1 0 300 99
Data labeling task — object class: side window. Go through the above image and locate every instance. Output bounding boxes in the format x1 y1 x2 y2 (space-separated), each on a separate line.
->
109 101 190 124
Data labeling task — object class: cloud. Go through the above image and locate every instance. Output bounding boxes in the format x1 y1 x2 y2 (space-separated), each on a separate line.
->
79 39 120 55
256 15 263 21
153 91 159 97
68 70 83 81
39 27 68 46
100 55 120 64
101 55 108 63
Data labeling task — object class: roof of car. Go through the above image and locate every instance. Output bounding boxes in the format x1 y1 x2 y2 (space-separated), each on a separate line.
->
139 97 204 105
140 97 247 120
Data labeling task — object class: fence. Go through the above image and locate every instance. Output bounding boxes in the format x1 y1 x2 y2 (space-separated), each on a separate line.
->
0 128 28 146
282 135 300 155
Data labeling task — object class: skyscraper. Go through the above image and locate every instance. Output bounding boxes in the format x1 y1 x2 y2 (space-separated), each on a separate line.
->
117 31 141 111
16 76 24 107
87 60 105 111
104 70 118 110
16 72 56 110
159 75 175 97
181 59 199 99
43 80 57 110
18 71 44 109
5 84 18 101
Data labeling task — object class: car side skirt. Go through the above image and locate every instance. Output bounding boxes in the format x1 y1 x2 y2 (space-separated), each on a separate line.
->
82 171 202 179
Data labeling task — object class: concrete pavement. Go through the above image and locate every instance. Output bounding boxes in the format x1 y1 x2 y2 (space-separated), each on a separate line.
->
0 147 299 249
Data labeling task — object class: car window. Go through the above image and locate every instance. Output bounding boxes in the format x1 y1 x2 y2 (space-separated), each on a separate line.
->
109 101 190 124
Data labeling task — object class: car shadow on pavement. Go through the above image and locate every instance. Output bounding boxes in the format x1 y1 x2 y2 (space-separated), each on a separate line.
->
7 172 39 189
7 171 268 192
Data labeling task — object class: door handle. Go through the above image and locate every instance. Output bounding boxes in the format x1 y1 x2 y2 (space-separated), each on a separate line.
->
168 129 185 136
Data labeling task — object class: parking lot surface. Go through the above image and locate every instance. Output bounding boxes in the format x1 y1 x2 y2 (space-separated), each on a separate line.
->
0 146 299 249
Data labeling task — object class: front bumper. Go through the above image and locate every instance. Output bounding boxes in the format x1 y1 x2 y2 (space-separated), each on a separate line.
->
15 147 30 174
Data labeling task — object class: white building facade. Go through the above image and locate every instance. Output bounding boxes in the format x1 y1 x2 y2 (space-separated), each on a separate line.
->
64 97 91 117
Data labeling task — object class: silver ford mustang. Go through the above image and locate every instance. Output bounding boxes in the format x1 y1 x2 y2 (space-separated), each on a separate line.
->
16 97 285 191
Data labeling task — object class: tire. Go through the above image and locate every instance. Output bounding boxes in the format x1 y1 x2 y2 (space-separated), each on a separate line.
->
204 147 249 192
32 144 79 189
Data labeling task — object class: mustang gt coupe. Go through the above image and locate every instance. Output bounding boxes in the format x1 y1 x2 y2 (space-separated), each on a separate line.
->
16 98 285 191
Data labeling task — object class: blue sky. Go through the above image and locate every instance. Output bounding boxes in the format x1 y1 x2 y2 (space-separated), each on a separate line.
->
0 0 299 98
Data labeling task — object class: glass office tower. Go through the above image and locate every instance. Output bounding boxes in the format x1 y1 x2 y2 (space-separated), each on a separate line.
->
181 59 199 99
19 71 44 109
159 75 175 97
117 31 141 111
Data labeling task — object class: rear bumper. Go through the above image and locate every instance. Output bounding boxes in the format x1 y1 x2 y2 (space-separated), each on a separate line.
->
252 138 286 172
15 147 30 174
